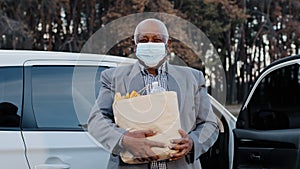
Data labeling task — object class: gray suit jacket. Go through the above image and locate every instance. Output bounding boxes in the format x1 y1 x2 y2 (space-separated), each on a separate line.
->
88 61 219 169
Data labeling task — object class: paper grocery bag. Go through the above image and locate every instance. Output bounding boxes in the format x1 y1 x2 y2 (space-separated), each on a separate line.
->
113 91 182 164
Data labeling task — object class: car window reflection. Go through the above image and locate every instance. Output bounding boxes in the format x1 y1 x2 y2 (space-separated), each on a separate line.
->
0 102 20 127
249 63 300 130
0 67 22 128
31 66 105 129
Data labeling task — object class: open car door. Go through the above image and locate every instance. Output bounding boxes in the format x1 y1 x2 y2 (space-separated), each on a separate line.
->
233 55 300 169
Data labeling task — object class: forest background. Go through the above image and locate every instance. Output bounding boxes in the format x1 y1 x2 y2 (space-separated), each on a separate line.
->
1 0 299 109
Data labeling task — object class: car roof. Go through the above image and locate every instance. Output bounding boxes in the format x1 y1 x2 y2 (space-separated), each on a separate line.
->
258 54 300 78
0 50 137 67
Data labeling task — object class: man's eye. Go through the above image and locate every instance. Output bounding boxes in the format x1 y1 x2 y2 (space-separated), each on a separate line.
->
153 39 164 42
138 39 148 43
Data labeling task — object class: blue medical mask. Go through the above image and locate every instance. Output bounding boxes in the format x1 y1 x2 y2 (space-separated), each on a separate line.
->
135 43 167 68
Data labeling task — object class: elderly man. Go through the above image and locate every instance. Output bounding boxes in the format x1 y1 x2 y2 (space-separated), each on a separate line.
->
88 18 219 169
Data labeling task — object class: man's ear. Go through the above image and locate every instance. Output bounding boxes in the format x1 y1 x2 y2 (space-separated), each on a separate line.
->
131 36 137 52
167 39 171 47
166 39 171 53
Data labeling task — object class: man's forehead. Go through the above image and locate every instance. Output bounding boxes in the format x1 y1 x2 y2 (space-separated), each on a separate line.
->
137 32 167 37
136 28 167 36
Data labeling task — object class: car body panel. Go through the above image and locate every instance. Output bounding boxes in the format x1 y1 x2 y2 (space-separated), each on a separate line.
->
0 131 28 168
0 50 136 67
23 132 110 169
209 95 236 169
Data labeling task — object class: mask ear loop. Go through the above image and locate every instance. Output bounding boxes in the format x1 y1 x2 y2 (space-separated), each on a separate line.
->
165 42 171 59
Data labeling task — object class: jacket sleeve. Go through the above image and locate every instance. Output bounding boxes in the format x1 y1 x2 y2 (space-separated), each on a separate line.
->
189 70 219 161
87 69 126 155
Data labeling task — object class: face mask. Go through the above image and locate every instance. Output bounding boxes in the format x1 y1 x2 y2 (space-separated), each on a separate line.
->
135 43 167 67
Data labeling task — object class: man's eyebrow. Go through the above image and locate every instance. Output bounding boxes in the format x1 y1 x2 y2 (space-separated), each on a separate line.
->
138 34 164 38
153 35 163 38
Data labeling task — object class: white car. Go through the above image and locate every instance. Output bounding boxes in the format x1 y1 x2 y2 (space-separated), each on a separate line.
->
0 50 299 169
0 50 136 169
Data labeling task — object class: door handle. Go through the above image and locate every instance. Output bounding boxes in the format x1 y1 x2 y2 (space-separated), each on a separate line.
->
35 164 70 169
35 157 70 169
250 153 261 161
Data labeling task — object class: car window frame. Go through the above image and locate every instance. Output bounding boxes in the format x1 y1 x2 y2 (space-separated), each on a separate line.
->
22 60 117 131
241 59 300 111
0 66 23 130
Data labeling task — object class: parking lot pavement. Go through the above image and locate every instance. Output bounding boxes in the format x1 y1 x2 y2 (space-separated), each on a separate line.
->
225 104 242 117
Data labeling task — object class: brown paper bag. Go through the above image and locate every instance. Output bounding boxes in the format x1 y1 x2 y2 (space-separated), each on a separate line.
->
113 91 181 164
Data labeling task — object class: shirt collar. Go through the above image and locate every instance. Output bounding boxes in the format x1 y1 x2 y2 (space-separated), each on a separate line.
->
139 61 168 75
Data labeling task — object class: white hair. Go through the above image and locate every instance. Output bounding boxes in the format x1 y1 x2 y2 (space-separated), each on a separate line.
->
134 18 169 44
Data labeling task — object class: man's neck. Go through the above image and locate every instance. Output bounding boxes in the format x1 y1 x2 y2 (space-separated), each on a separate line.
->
146 68 158 76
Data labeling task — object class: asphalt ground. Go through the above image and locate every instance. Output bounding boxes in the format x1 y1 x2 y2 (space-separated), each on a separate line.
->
225 104 242 117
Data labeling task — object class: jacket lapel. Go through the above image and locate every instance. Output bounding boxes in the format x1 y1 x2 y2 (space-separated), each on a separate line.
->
167 63 183 109
123 62 145 94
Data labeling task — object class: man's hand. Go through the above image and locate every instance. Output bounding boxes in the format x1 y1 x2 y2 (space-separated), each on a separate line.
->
168 129 193 161
122 130 166 162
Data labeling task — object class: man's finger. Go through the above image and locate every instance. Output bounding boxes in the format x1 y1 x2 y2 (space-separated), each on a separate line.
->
135 157 145 162
133 129 157 136
145 151 160 161
133 148 158 162
169 148 187 161
170 149 187 158
143 130 157 137
178 129 188 137
170 137 189 144
169 143 188 151
134 146 160 162
127 130 157 138
147 140 166 148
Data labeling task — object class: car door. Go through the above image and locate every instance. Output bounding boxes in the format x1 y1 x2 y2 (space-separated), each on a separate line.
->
233 55 300 169
22 60 116 169
0 66 29 168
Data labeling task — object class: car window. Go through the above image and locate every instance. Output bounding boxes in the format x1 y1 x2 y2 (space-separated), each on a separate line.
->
31 65 106 129
0 67 22 128
247 63 300 130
